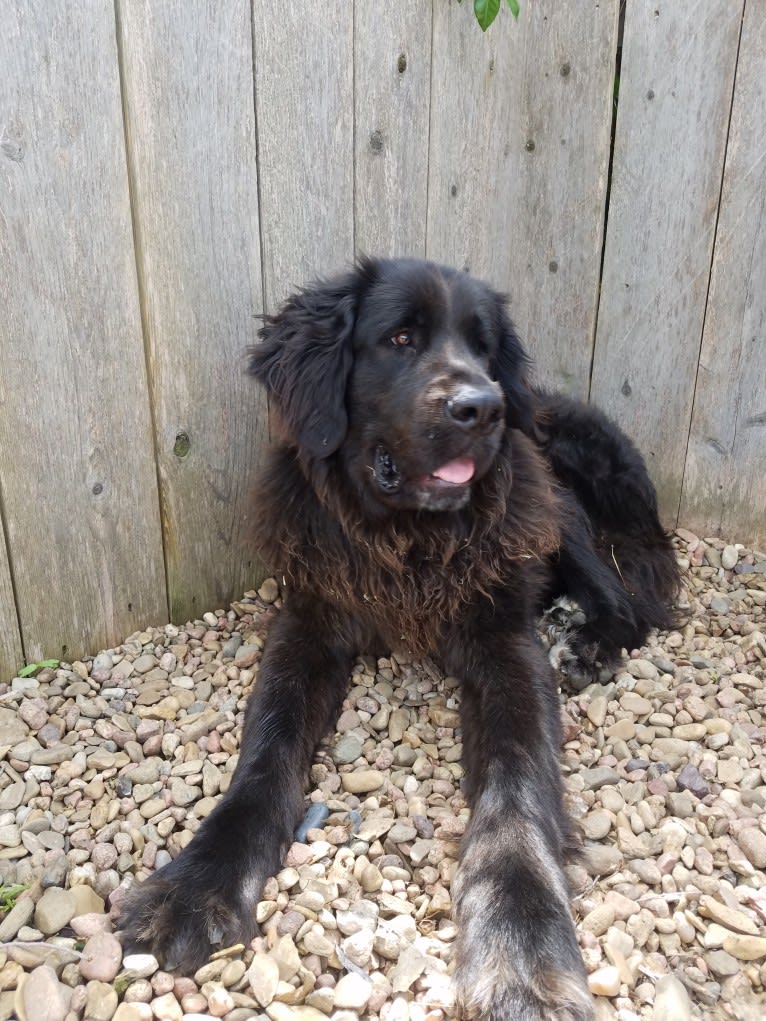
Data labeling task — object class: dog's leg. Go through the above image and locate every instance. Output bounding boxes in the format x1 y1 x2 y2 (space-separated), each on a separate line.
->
538 392 679 686
120 598 355 971
447 614 594 1021
552 518 639 688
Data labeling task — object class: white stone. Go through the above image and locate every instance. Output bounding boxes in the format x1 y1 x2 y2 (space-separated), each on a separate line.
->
587 965 621 997
333 972 372 1011
651 974 691 1020
121 953 159 978
248 955 280 1007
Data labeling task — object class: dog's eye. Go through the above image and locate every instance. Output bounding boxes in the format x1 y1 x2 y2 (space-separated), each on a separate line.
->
390 331 411 348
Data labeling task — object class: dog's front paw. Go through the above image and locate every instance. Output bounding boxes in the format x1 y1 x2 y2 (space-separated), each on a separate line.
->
454 948 593 1021
552 635 617 691
120 854 259 971
119 794 290 970
453 850 594 1021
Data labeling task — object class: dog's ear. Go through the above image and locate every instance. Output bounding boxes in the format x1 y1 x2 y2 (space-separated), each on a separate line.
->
491 300 537 437
248 271 360 458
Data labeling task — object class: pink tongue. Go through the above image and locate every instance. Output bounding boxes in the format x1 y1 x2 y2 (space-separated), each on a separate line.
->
431 457 475 485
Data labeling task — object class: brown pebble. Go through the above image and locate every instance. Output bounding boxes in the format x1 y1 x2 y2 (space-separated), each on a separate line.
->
79 931 122 983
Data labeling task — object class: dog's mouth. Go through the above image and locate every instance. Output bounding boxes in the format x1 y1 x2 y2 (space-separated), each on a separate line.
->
373 445 476 496
426 457 475 486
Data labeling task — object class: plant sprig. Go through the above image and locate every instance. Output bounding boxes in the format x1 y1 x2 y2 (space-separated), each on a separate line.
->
18 659 59 678
460 0 520 32
0 884 29 912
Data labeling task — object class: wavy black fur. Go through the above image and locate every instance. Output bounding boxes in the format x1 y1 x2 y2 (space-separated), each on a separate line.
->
121 257 679 1020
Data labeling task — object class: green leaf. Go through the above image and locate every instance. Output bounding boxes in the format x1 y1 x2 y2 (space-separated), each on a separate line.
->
0 884 28 912
39 659 59 669
474 0 501 31
506 0 520 17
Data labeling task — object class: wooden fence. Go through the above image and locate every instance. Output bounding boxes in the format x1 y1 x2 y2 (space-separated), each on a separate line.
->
1 0 764 676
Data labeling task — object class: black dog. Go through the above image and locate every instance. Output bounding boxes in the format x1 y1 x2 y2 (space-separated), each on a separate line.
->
122 258 678 1020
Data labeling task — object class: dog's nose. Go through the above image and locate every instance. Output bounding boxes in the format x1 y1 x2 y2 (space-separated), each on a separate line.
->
446 385 504 433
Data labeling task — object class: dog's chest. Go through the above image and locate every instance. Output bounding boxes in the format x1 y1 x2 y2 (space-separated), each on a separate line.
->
324 541 480 655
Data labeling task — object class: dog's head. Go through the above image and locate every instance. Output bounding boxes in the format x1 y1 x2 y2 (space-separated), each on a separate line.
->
249 257 535 513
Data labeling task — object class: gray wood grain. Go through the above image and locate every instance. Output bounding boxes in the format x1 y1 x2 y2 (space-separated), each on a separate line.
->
354 1 432 259
118 0 267 622
590 0 744 523
0 2 167 662
2 0 765 666
254 0 354 310
427 0 619 396
679 3 766 546
0 535 22 680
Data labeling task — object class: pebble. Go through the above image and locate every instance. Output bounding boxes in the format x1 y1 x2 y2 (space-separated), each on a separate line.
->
582 810 612 840
333 972 372 1010
620 693 653 716
360 863 384 893
18 964 69 1021
85 980 119 1021
70 912 112 937
651 974 692 1020
584 844 623 876
0 896 34 942
206 986 235 1016
581 766 621 790
698 895 759 935
331 734 363 765
340 770 384 794
675 762 710 798
247 951 279 1008
266 1005 327 1021
587 965 620 997
582 904 616 937
122 955 160 979
113 1007 149 1021
586 695 608 728
271 936 302 981
705 950 740 977
341 928 375 968
258 577 279 603
721 545 739 570
721 932 766 961
150 992 182 1021
389 945 429 993
0 533 760 1021
737 827 766 869
33 887 76 935
79 932 123 983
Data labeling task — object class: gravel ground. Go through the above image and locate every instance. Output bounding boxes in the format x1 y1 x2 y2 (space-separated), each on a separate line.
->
0 530 765 1021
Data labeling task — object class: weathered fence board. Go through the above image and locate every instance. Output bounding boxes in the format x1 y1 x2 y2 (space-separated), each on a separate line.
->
253 0 355 310
427 0 618 396
354 1 432 259
427 0 528 284
117 0 267 623
680 3 766 546
590 0 744 523
1 1 765 674
0 533 21 680
0 2 167 667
